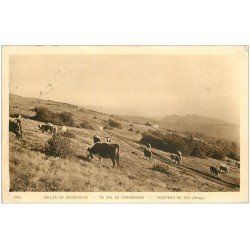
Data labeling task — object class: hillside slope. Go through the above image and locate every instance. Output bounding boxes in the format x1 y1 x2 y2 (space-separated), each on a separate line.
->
8 94 240 192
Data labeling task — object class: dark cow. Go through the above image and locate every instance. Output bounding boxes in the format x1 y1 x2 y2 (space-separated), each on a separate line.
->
235 161 240 168
210 166 219 177
38 124 54 134
93 135 101 143
171 153 181 164
87 143 120 167
219 164 229 173
9 117 23 140
144 148 152 162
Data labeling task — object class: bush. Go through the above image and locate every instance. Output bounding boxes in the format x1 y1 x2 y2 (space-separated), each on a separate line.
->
64 130 76 139
108 118 122 129
211 149 226 160
33 107 75 127
33 107 54 123
228 151 240 161
190 147 206 158
58 112 75 126
79 121 94 130
45 134 73 157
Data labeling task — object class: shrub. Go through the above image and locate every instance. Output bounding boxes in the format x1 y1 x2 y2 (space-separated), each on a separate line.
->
33 107 75 127
79 121 94 130
45 134 73 157
33 107 53 123
58 112 75 126
190 147 206 158
211 149 226 160
108 118 122 129
64 130 76 139
228 151 240 161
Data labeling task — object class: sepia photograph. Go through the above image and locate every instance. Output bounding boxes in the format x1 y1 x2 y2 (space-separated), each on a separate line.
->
1 46 248 203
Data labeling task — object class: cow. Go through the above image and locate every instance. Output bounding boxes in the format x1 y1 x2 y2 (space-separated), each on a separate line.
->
87 143 120 167
60 126 67 133
147 143 151 149
106 137 111 143
219 164 229 173
235 161 240 168
210 166 219 177
38 123 54 134
171 153 181 164
93 135 101 143
9 117 23 140
144 148 152 162
177 151 182 158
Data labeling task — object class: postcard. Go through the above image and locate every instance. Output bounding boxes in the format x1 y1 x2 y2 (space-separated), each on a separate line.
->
2 46 248 203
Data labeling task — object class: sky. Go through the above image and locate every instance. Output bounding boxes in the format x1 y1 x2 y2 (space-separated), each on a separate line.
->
9 54 242 124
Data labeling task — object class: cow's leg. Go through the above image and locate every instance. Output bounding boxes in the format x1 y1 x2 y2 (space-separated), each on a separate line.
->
98 157 103 165
116 156 120 167
111 158 116 168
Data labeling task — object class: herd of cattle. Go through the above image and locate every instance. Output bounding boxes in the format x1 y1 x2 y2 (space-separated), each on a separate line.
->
9 115 240 176
9 115 67 139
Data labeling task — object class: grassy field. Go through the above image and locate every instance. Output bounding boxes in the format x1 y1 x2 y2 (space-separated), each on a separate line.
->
9 94 240 192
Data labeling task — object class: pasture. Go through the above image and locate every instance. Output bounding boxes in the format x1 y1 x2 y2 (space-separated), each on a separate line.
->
9 95 240 192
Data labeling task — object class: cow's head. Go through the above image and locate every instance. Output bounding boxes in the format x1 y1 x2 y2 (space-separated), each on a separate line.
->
87 147 93 159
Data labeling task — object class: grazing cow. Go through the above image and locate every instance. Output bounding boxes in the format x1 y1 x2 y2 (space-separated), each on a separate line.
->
219 164 229 173
38 123 54 134
177 151 182 158
61 126 67 133
9 117 23 140
93 135 101 143
144 148 152 162
87 143 120 167
171 153 181 164
210 166 219 177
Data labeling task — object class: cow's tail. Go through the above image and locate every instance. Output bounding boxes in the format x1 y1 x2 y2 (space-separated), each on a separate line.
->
115 144 120 166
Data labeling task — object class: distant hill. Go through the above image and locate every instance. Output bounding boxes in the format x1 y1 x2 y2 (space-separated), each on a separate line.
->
83 105 143 117
9 94 239 143
159 115 239 142
118 115 158 126
119 114 239 142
